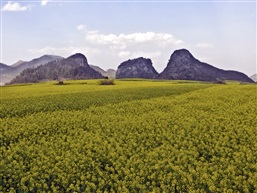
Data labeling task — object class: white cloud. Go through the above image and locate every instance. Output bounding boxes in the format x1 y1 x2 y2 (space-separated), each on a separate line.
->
118 51 130 58
2 1 32 11
28 46 60 54
195 42 214 48
77 24 85 31
131 51 161 59
83 30 185 71
85 31 184 48
41 0 60 6
28 30 186 71
41 0 48 6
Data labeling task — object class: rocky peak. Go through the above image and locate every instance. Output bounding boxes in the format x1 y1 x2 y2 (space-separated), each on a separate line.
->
172 49 193 58
168 49 196 66
119 57 151 67
68 53 89 66
157 48 253 83
116 57 158 79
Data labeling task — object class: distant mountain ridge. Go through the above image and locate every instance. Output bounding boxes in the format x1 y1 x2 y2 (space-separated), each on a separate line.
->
0 63 12 73
250 74 257 82
13 55 63 73
1 48 254 85
1 55 63 85
157 49 253 83
90 65 116 78
9 53 104 84
11 60 26 67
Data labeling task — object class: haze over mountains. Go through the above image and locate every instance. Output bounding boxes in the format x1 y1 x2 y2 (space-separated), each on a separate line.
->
11 60 27 67
0 63 11 72
1 55 63 85
250 74 257 82
89 65 116 79
2 48 255 85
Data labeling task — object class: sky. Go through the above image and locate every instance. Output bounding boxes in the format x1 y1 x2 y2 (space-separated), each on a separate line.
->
1 0 256 76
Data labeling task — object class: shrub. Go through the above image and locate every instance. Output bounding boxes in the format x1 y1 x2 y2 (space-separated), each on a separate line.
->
215 79 226 84
98 79 115 85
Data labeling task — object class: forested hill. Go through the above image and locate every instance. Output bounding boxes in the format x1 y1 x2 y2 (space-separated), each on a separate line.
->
9 53 104 84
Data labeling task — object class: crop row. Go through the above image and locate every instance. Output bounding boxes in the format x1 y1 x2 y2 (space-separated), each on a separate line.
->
1 84 256 192
0 83 212 118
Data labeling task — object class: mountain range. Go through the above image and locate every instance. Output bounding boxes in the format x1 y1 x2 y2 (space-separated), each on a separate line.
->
9 54 104 84
1 55 117 85
2 48 255 85
115 49 253 83
1 55 63 85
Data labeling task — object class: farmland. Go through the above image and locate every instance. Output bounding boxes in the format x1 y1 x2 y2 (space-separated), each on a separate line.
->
1 80 257 192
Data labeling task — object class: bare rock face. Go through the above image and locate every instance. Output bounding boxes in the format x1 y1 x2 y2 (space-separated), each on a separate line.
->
68 53 89 66
116 57 158 79
157 49 254 83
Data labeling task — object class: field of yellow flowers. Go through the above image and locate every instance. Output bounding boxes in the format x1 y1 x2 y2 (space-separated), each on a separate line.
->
1 80 256 192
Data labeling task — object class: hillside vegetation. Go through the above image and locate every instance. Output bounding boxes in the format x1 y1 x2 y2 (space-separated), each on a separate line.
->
1 80 256 192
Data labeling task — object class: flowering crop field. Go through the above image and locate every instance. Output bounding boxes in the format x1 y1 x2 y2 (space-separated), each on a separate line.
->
1 80 256 192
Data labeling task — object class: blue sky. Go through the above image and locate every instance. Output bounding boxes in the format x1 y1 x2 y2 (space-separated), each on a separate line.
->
1 0 256 76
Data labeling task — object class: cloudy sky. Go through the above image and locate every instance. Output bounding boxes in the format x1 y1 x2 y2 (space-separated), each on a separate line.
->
1 0 256 75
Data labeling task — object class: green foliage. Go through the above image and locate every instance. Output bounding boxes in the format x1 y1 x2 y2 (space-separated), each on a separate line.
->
1 80 256 192
98 79 115 85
